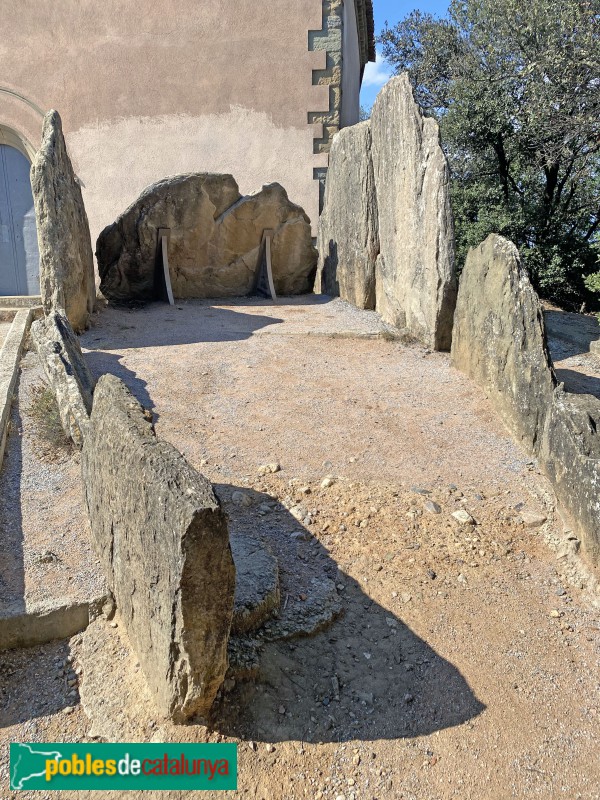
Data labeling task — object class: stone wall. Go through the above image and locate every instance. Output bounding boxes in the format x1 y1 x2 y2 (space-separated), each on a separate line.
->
82 374 236 721
452 234 600 566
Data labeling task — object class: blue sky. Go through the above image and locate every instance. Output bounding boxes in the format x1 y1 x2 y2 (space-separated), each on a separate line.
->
360 0 450 110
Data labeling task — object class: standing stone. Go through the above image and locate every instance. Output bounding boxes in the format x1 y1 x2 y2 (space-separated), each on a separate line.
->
82 374 235 721
315 121 378 309
97 176 317 303
371 73 457 350
30 311 95 448
451 234 556 453
30 111 96 333
539 386 600 566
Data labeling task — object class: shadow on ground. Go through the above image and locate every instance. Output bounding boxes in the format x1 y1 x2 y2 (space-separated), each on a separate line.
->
82 303 285 352
211 485 486 743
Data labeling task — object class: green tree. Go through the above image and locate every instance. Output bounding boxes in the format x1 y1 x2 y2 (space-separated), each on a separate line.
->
380 0 600 308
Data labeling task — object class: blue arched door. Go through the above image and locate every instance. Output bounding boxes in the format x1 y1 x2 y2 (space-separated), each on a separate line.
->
0 144 40 296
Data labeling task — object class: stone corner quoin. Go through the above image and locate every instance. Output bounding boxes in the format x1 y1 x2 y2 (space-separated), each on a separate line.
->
81 374 236 722
30 110 96 334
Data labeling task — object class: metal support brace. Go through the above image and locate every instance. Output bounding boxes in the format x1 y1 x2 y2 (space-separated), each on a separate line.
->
156 228 174 306
253 229 277 302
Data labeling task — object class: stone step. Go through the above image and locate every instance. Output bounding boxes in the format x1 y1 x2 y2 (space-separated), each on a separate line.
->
0 295 41 309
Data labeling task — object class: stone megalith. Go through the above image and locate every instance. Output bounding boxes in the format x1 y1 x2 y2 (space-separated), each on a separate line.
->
451 234 556 453
96 175 317 303
315 121 378 309
30 111 96 333
82 374 236 722
539 387 600 565
30 311 95 448
371 73 457 350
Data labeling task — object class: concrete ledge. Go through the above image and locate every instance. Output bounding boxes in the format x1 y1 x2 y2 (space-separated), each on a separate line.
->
0 308 34 469
0 295 41 309
0 600 97 651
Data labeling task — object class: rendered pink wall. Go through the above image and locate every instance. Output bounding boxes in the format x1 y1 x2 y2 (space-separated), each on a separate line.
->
0 0 335 245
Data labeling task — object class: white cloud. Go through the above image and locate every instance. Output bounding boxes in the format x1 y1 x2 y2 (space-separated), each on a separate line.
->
362 49 393 89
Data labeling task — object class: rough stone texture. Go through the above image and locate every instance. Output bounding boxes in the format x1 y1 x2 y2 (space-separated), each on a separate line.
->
30 311 95 448
591 339 600 357
96 176 317 303
451 235 556 454
539 387 600 566
30 111 96 333
316 121 378 309
371 73 457 350
81 374 235 722
231 532 280 635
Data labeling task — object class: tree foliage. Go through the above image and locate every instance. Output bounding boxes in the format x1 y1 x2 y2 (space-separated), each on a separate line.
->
380 0 600 307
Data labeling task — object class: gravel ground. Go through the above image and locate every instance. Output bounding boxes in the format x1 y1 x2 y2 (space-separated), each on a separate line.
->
0 296 598 800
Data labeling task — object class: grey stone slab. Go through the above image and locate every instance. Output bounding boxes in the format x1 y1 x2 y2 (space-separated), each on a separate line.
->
82 374 236 721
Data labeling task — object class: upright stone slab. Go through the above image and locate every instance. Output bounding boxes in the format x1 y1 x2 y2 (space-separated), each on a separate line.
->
540 388 600 565
371 73 457 350
97 176 317 303
30 311 95 448
451 235 556 453
315 121 378 309
82 374 235 721
30 111 96 333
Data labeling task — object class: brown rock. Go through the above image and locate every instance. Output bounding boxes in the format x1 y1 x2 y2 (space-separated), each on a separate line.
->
82 374 235 721
97 176 316 302
30 111 96 333
370 74 457 350
30 311 95 448
316 121 378 309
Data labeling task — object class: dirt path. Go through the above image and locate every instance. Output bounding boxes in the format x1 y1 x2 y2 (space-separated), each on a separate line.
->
1 297 599 800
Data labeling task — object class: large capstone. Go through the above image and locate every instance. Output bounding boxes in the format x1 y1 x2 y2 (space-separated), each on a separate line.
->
30 111 96 333
371 73 457 350
451 234 556 454
316 121 378 309
30 311 95 448
96 176 317 303
81 374 235 722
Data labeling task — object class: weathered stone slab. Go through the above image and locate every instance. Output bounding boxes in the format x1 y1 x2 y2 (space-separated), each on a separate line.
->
451 235 556 453
539 387 600 565
30 111 96 333
371 73 457 350
81 374 235 722
316 121 378 309
97 176 317 303
591 339 600 357
31 311 95 448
